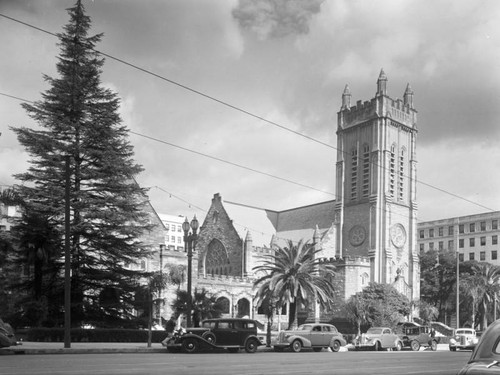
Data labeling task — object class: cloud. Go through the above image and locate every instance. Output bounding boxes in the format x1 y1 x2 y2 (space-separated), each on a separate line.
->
232 0 323 39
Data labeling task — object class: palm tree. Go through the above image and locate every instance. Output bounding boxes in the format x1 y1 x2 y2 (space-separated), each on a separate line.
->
471 262 500 330
253 239 337 329
171 288 224 327
461 273 483 329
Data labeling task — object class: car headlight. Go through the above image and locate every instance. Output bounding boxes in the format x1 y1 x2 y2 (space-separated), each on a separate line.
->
450 338 456 344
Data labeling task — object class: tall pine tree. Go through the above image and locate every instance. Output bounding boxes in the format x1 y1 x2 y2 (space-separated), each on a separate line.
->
11 0 153 327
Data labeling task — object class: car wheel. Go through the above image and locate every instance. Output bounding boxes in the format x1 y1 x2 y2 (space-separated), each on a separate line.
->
430 340 437 351
182 338 199 354
450 347 456 352
312 347 322 352
202 332 216 345
245 338 259 353
373 341 381 351
291 339 302 353
410 340 420 351
394 341 402 351
331 341 341 352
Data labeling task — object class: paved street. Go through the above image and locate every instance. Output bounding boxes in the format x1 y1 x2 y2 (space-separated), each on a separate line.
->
0 345 472 375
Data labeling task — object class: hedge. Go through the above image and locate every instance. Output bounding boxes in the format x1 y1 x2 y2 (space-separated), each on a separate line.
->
20 328 168 343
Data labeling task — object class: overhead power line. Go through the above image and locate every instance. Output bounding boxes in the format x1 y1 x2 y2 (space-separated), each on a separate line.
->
0 12 496 214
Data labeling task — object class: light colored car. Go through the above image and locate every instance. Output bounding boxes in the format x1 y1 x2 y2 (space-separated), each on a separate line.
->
457 319 500 374
273 323 347 353
353 327 403 351
449 328 479 351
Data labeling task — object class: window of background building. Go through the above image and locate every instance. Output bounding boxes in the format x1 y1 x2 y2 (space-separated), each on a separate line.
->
420 243 424 251
469 253 475 261
470 223 475 232
459 253 464 262
439 241 444 250
493 251 498 260
459 224 464 234
459 239 464 248
178 237 182 243
480 251 486 261
429 242 434 250
493 235 498 245
165 224 169 231
448 240 454 250
470 238 475 247
480 221 486 231
448 226 454 236
429 228 434 238
439 227 443 237
178 226 182 232
171 236 175 242
165 236 169 243
493 220 498 230
419 230 425 239
481 237 486 246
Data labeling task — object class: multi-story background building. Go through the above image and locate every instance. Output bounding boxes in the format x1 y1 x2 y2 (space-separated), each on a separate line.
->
417 212 500 264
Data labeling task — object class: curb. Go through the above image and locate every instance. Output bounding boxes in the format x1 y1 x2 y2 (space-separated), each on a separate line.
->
0 347 168 355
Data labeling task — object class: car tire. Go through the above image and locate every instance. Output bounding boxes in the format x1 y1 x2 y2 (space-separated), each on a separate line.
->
430 340 437 351
374 341 381 351
410 340 420 351
450 347 456 352
245 338 259 353
312 347 322 352
202 332 216 345
291 339 302 353
331 341 341 352
182 338 199 354
394 341 402 351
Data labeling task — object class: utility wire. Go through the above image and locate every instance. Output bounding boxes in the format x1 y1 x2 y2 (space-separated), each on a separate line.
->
0 12 496 214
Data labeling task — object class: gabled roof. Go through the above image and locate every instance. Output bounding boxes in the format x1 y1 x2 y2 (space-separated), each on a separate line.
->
222 198 336 248
223 200 276 248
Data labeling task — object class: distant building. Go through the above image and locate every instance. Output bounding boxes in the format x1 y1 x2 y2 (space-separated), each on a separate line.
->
417 212 500 264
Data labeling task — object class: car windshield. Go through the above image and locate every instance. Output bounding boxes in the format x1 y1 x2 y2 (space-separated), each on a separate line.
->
297 325 313 331
367 328 382 335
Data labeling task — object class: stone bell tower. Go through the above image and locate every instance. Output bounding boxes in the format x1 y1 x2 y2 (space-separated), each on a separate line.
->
334 69 420 301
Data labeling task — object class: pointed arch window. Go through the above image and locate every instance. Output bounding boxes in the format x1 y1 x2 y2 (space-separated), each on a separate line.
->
389 144 396 197
398 148 406 201
362 144 370 198
206 239 230 276
350 148 358 201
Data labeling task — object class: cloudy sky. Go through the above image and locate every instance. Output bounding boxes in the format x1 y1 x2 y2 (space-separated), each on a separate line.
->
0 0 499 225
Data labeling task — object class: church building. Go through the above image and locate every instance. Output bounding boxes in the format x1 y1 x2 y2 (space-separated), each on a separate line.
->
156 70 420 325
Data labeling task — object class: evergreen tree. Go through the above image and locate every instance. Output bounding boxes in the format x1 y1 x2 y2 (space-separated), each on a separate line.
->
10 0 152 327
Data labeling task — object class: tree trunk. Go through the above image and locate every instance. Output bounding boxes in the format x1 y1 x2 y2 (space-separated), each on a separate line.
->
288 301 297 330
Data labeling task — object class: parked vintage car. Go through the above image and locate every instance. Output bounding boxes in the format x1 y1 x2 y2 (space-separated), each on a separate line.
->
457 319 500 374
353 327 403 351
166 318 264 354
0 319 16 348
401 325 439 351
449 328 479 351
273 323 347 353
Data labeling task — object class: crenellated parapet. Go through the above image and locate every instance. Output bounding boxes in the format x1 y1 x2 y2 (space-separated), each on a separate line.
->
199 274 254 285
251 246 274 255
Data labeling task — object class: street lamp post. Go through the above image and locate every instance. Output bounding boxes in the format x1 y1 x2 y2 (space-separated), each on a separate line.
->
182 215 199 328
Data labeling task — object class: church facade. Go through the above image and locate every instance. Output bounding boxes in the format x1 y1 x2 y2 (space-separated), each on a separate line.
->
153 71 420 325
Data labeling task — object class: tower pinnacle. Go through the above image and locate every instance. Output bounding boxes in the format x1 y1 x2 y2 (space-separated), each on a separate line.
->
341 84 351 109
376 68 388 96
403 83 414 108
